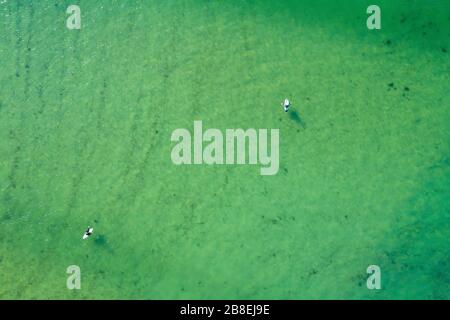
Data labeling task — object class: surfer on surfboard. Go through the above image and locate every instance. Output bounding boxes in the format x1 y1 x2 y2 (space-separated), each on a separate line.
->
82 226 93 240
282 98 290 112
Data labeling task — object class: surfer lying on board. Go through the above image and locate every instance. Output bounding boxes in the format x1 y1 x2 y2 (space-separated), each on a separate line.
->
282 98 290 112
82 226 93 240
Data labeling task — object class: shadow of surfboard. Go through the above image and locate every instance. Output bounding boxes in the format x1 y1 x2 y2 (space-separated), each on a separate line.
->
289 110 306 129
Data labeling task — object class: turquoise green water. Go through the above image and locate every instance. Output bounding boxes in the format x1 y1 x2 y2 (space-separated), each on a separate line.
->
0 0 449 299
